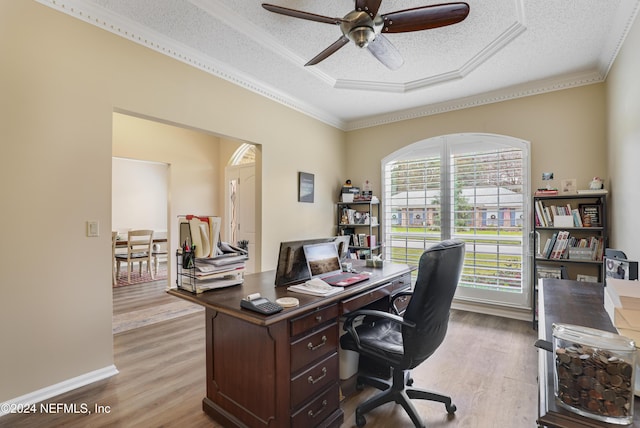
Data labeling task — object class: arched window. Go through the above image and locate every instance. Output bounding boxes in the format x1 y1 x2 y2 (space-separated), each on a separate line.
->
229 143 256 166
382 133 531 309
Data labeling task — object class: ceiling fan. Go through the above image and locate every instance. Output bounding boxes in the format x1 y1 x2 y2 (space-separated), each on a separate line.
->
262 1 470 70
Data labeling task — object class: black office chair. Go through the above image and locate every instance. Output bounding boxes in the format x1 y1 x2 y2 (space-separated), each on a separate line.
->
340 239 466 428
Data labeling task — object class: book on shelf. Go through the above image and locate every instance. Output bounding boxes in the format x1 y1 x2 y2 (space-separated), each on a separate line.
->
536 265 567 280
542 232 558 259
535 189 559 196
549 231 570 259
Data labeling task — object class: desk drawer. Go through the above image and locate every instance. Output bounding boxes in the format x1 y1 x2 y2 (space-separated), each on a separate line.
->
290 383 340 428
291 352 339 409
340 274 410 314
290 303 338 337
291 323 338 373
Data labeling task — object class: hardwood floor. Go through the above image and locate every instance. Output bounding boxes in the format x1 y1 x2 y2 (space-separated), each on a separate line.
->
1 282 539 428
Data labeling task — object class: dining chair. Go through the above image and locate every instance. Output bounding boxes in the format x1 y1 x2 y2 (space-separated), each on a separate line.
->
152 243 167 276
115 229 154 284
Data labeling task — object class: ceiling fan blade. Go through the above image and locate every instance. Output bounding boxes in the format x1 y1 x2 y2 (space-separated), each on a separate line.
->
305 36 350 66
367 34 404 70
355 0 383 19
262 3 343 25
381 2 470 33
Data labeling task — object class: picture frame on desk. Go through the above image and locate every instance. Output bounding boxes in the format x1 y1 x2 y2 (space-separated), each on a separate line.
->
605 257 639 281
579 203 602 227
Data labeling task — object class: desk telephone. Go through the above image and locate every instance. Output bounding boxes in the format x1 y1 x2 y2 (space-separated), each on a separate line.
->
241 293 283 315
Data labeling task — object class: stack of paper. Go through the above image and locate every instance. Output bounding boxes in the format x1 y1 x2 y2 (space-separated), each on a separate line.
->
287 279 344 297
604 278 640 344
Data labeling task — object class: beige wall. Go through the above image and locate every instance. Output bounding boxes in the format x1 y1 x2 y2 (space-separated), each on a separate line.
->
607 11 640 260
345 84 607 199
0 0 343 402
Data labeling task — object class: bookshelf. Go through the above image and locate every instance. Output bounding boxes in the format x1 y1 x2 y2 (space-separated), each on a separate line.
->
532 191 608 325
337 200 381 259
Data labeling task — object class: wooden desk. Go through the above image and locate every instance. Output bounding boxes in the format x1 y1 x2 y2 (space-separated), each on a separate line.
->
168 261 412 428
537 279 640 427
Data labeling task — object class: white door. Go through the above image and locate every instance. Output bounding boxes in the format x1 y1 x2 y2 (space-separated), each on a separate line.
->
226 164 256 273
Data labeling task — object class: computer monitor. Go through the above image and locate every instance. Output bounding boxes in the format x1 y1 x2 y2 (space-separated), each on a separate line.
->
274 237 335 286
303 242 343 279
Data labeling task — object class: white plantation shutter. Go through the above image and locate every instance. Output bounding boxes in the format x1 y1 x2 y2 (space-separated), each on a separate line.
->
382 134 531 308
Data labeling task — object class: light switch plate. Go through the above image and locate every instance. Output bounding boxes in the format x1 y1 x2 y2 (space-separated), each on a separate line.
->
87 221 99 237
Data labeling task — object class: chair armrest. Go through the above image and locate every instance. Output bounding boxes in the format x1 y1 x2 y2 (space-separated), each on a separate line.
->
342 309 415 350
390 290 413 315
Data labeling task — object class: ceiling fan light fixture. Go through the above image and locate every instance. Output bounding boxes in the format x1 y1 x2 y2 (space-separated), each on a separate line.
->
348 26 375 48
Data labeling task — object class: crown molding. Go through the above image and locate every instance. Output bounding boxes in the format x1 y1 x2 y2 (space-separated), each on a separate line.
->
344 70 605 131
33 0 632 132
35 0 346 130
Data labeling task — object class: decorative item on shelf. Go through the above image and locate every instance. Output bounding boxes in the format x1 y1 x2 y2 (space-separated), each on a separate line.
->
542 171 555 190
360 179 373 200
560 178 577 194
340 179 360 202
579 203 602 227
589 176 604 190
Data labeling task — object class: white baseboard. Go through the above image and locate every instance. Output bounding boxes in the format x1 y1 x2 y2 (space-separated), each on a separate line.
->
0 365 119 417
452 300 532 322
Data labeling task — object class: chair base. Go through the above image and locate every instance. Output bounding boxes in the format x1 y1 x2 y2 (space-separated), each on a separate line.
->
355 368 456 428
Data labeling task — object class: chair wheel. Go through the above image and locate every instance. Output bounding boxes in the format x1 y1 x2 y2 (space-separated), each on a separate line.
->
406 377 414 386
356 413 366 427
446 403 457 414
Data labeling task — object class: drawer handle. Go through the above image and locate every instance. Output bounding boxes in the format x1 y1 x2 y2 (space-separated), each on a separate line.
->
307 400 327 419
307 367 327 385
315 315 323 322
307 335 327 351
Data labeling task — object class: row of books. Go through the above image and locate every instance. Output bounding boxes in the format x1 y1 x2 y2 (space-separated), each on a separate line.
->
340 231 376 248
534 201 584 228
346 249 372 260
540 231 604 261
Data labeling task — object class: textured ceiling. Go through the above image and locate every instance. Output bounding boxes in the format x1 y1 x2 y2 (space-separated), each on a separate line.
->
37 0 640 130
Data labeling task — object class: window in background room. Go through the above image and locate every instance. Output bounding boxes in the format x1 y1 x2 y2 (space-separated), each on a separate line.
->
382 134 531 310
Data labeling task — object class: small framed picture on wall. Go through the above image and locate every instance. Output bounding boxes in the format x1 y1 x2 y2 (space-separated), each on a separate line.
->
298 172 314 203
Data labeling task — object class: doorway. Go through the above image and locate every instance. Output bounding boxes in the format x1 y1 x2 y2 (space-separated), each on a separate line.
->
226 144 257 274
112 157 169 286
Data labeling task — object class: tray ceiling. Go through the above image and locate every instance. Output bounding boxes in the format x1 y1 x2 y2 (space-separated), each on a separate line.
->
37 0 640 130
